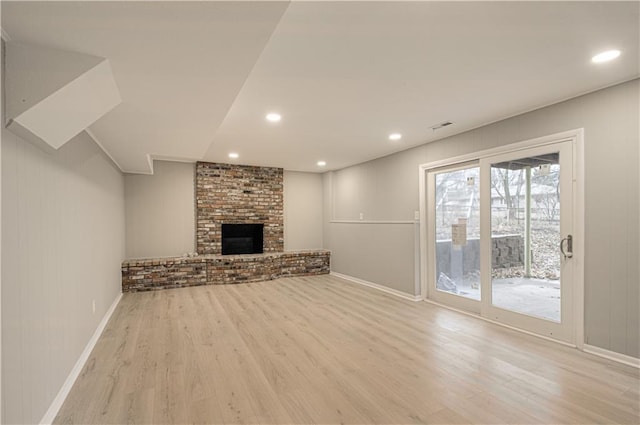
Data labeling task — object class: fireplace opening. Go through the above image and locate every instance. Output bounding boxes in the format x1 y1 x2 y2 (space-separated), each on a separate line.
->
221 224 264 255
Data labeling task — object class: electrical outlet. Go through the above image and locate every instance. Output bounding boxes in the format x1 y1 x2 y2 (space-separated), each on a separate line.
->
359 212 364 220
414 210 420 220
92 300 96 314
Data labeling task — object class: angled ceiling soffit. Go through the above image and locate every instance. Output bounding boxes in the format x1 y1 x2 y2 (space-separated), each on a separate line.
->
5 41 121 152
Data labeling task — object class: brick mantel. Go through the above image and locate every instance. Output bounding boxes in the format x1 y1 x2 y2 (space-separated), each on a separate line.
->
196 162 283 255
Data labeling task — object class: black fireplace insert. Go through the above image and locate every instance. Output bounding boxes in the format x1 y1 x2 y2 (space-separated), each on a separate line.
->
221 223 264 255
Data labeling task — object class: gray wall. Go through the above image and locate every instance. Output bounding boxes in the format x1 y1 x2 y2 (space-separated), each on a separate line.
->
284 171 323 251
124 165 324 258
324 79 639 358
1 129 125 424
125 160 195 258
323 147 424 295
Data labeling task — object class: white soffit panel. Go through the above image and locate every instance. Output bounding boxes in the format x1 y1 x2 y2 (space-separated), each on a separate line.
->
5 42 121 151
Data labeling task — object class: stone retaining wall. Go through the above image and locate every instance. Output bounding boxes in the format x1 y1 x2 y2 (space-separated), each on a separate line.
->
491 234 524 269
436 235 523 277
122 250 330 292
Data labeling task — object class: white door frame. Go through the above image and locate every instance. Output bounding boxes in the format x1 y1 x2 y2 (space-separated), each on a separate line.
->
418 128 585 348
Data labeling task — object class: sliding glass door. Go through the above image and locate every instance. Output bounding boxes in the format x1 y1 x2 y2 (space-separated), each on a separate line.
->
426 140 575 343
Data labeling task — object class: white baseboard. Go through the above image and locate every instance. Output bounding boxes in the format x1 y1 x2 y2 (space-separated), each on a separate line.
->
584 344 640 369
40 292 123 425
330 271 421 302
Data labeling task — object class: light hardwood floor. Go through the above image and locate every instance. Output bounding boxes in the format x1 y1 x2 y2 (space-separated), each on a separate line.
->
55 275 639 424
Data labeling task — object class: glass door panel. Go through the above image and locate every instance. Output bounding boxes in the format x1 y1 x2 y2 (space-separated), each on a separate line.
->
480 140 574 343
428 164 481 310
490 155 561 322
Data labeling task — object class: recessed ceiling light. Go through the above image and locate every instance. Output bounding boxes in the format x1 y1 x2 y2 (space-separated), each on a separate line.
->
389 133 402 141
266 113 282 122
317 161 326 167
228 152 239 159
591 49 621 63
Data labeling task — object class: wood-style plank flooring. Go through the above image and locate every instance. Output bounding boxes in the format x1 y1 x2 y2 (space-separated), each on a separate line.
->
55 275 639 424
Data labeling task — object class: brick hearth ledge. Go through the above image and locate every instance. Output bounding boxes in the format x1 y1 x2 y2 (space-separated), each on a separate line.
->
121 250 330 292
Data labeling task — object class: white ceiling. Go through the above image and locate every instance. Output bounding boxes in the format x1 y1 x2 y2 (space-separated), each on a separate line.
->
2 1 639 174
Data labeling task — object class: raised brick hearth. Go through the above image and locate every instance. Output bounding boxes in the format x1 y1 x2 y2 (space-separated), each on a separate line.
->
122 250 330 292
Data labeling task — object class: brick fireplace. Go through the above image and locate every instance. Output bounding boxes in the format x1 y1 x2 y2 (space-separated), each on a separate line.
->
121 161 329 292
196 162 283 255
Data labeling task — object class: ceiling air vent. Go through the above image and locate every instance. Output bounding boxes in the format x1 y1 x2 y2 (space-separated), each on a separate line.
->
431 121 453 131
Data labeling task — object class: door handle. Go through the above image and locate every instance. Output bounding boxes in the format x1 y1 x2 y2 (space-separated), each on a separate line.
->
560 235 573 259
